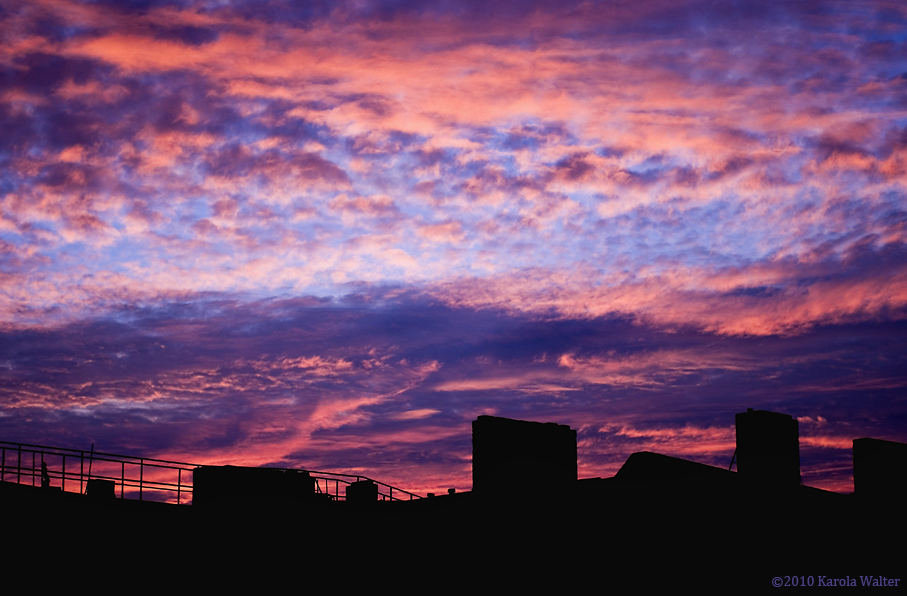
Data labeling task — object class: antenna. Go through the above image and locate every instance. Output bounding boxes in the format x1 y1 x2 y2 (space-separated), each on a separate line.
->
84 443 94 494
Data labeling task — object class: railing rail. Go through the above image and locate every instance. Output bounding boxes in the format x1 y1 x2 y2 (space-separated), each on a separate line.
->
306 470 422 501
0 440 196 504
0 440 421 504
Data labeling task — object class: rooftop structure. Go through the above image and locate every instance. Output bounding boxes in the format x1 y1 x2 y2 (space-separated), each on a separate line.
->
472 415 576 496
853 437 907 499
734 408 800 487
2 411 903 590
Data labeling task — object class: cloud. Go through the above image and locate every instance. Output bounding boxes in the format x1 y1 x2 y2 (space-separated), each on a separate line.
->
3 0 904 328
2 0 906 494
1 291 904 492
389 408 440 421
598 423 736 456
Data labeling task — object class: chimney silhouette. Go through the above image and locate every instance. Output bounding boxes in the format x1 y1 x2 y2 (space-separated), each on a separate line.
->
735 408 800 487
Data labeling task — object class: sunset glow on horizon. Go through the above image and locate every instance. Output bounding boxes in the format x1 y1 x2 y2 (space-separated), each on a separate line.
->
2 0 906 496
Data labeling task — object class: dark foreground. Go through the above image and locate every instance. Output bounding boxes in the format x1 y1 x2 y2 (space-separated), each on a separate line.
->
4 479 902 592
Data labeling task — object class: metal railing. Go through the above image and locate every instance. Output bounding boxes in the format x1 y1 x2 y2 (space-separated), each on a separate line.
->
0 440 195 504
308 470 422 501
0 440 422 504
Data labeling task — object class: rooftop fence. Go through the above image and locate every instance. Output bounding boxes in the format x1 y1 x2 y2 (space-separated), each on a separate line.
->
0 440 421 504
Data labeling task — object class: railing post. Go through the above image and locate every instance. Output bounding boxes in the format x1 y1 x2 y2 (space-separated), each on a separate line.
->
62 454 66 492
80 451 84 494
1 446 5 481
139 459 143 501
177 469 181 505
121 462 125 498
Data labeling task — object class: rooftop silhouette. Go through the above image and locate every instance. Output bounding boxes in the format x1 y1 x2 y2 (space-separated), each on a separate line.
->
2 409 904 589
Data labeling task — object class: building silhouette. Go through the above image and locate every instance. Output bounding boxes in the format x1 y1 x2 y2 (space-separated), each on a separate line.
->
853 437 907 499
2 409 904 589
472 415 576 496
734 408 801 487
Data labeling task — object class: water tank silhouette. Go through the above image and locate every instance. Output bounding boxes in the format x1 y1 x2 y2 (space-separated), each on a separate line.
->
472 415 577 496
346 479 378 503
734 408 800 487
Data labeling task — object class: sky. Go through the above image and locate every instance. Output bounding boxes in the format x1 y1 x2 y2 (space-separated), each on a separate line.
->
1 0 906 496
